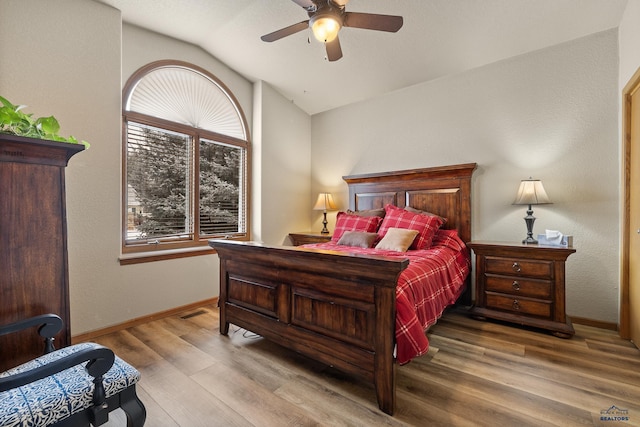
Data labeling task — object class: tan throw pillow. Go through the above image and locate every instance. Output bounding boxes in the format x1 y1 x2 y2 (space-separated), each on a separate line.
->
337 231 379 248
375 227 419 252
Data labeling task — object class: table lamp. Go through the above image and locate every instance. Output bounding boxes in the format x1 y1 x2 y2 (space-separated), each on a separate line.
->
313 193 337 234
513 178 552 244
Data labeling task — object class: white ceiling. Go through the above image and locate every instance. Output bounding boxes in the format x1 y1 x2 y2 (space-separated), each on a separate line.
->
97 0 627 115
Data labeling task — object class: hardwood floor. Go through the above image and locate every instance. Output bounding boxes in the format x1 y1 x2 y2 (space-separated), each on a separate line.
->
94 304 640 426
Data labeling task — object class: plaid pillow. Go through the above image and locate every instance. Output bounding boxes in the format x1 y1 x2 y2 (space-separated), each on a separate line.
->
377 204 445 250
331 212 383 242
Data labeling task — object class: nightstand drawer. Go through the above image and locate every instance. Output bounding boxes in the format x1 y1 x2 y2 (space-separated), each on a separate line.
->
486 293 552 318
485 257 552 279
485 275 552 299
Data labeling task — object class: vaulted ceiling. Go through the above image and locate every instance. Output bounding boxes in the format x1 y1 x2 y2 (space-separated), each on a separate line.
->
98 0 627 115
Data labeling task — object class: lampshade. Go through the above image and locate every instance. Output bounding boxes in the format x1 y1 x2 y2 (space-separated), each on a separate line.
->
313 193 338 211
310 15 341 42
513 179 552 206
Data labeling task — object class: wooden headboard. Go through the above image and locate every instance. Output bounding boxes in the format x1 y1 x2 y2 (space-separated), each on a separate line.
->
343 163 477 246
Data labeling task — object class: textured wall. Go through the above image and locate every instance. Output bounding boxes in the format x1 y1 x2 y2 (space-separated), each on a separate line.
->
619 0 640 87
0 0 625 331
311 30 620 323
0 1 252 334
254 82 312 245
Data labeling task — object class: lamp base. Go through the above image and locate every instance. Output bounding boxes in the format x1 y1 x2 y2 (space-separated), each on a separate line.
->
522 205 538 245
320 211 329 234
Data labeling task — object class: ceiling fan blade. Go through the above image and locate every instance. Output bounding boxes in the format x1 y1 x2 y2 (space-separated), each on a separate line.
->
343 12 403 32
261 20 309 42
290 0 316 11
325 36 343 62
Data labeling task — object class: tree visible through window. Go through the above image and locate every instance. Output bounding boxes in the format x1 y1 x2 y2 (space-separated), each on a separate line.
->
199 138 242 236
122 61 250 253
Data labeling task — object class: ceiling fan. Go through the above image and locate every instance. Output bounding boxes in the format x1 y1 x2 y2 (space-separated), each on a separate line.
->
261 0 404 62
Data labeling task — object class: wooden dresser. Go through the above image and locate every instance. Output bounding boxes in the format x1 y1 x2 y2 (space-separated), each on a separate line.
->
0 134 84 370
288 231 332 246
467 241 576 338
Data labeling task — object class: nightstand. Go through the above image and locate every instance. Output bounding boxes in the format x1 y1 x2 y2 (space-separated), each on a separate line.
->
289 231 332 246
467 241 576 338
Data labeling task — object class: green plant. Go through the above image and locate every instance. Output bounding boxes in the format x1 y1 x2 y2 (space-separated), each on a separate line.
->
0 95 89 148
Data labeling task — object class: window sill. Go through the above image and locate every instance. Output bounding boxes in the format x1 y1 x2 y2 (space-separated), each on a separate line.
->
119 245 216 265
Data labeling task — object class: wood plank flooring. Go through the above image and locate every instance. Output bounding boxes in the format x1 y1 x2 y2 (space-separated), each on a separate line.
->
93 304 640 426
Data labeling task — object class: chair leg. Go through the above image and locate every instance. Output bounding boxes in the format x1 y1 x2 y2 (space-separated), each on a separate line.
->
119 385 146 427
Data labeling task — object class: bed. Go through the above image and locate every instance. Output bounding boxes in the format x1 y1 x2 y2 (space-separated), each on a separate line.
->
209 162 476 415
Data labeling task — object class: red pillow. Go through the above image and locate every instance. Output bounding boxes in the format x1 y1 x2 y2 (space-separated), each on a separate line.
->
377 204 444 250
331 212 382 242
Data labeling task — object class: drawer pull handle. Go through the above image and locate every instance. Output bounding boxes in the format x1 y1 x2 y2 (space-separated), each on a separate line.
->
512 262 521 272
512 281 520 291
512 299 520 310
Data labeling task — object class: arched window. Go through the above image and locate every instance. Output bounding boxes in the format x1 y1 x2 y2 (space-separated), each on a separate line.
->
122 60 251 257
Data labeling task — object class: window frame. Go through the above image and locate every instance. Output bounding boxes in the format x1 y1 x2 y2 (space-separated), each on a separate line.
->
120 60 251 261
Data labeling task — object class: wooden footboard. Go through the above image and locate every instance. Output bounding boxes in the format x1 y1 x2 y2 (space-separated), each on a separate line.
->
209 240 409 415
210 163 476 414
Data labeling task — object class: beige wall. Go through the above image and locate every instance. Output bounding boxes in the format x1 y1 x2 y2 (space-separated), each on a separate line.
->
253 81 312 245
1 0 629 331
1 0 137 335
619 0 640 86
618 0 640 330
0 0 310 335
0 1 221 335
310 30 620 323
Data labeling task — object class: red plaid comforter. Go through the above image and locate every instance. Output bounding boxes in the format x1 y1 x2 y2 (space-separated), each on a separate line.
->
303 229 470 364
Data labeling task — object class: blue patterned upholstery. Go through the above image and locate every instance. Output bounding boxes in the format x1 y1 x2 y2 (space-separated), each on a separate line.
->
0 342 141 427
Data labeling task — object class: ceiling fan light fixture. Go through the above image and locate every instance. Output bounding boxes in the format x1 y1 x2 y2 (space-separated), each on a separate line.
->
310 15 341 43
260 0 403 61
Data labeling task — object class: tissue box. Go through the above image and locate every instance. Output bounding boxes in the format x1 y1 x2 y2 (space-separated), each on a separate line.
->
537 234 573 247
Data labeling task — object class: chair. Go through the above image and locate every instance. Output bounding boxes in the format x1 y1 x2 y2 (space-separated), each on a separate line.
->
0 314 146 427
